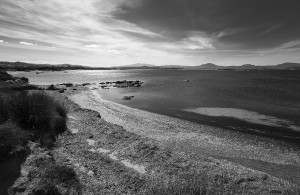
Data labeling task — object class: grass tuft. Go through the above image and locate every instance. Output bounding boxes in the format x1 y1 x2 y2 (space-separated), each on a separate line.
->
0 91 67 148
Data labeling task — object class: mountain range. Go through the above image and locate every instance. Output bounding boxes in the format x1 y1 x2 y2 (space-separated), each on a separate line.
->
1 61 300 71
117 62 300 70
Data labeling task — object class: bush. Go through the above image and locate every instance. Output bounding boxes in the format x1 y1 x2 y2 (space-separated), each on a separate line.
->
47 84 57 90
33 164 82 195
0 91 67 147
0 122 29 160
0 93 9 124
0 71 14 81
19 77 29 83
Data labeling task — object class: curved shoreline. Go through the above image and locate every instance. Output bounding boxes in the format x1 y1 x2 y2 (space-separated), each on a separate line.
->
69 89 300 184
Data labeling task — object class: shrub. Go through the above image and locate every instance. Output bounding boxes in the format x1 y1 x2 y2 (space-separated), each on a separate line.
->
0 122 29 160
0 93 9 124
33 164 82 195
3 91 67 147
0 71 14 81
11 84 39 91
19 77 29 83
47 84 57 90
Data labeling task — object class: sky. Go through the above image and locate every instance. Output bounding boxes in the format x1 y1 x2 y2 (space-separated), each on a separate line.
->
0 0 300 66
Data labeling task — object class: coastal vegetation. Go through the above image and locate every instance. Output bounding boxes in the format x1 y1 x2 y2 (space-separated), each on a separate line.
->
0 91 67 148
0 71 82 195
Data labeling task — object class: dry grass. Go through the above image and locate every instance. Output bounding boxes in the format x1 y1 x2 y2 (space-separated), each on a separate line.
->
141 172 241 195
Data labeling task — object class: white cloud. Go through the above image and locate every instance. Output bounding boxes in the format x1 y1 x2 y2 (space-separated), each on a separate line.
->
0 0 160 50
84 44 99 48
0 40 4 43
182 33 215 50
107 49 120 55
0 0 217 65
153 32 215 52
19 41 35 46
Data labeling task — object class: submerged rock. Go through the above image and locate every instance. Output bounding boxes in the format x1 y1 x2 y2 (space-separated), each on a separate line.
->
122 96 134 100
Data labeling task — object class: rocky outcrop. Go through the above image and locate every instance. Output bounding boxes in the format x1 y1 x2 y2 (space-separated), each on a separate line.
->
122 96 134 100
100 80 143 89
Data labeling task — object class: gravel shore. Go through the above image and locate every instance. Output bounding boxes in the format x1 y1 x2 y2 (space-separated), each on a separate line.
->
10 87 299 194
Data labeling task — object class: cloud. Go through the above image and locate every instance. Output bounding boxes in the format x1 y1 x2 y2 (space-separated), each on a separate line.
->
181 32 215 50
0 0 300 66
0 40 4 43
259 23 283 36
19 41 35 46
84 44 99 48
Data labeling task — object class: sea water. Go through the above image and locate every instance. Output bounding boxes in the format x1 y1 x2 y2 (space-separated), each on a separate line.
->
10 69 300 139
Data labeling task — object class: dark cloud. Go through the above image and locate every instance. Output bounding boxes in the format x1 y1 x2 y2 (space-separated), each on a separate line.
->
115 0 300 50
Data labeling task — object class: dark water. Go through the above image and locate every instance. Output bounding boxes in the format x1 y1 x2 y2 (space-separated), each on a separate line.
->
98 70 300 140
11 69 300 140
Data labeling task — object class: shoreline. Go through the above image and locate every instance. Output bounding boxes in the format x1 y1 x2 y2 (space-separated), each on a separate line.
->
68 87 300 185
5 83 300 194
9 86 299 194
71 89 300 163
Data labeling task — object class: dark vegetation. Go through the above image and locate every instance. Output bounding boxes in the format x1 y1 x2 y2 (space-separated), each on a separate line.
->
0 122 29 161
33 162 82 194
0 61 109 71
0 70 39 92
0 71 82 194
0 91 67 149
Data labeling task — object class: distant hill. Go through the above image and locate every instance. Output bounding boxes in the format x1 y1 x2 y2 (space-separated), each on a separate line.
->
0 61 109 71
115 63 158 70
174 62 300 70
274 63 300 69
1 61 300 71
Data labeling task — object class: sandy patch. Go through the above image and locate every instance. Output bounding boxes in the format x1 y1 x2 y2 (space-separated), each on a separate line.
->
121 160 146 174
97 148 110 154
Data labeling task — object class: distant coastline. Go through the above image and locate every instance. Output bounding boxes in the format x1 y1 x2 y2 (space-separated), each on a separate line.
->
1 61 300 71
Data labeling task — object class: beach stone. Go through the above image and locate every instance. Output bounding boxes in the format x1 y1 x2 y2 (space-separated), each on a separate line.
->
97 148 110 154
79 166 86 173
87 139 95 146
69 187 79 195
68 115 78 120
261 174 268 180
88 134 94 139
70 128 79 134
88 149 96 153
87 170 94 176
